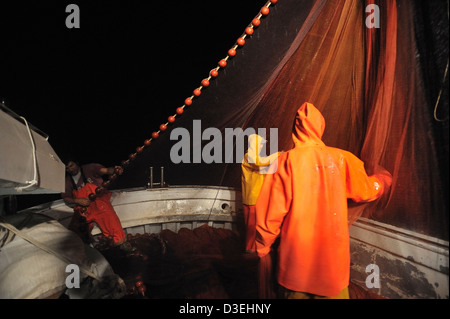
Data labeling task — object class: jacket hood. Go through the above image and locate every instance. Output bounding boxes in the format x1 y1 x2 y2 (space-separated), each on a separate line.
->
292 102 325 146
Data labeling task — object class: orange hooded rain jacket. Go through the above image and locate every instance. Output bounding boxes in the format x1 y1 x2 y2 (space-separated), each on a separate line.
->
255 102 392 297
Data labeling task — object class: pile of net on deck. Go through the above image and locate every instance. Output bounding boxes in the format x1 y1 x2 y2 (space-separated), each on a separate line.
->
95 224 259 299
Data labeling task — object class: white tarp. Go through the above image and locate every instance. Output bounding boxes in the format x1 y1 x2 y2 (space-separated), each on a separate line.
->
0 105 65 195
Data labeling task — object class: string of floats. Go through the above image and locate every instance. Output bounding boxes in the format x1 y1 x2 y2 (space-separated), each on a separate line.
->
89 0 278 200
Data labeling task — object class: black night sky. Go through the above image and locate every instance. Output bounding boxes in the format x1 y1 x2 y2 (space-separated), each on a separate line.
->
1 1 269 160
0 1 268 208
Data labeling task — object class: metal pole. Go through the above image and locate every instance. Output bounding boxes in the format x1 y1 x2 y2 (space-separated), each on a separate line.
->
149 166 153 188
160 166 164 187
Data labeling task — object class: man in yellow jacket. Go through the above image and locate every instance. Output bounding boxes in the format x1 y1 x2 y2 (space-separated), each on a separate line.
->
241 134 280 253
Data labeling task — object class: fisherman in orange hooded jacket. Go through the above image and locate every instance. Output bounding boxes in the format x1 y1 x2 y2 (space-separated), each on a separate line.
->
255 102 392 299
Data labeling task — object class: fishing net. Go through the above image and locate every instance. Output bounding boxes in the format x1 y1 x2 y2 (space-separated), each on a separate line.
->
114 0 448 240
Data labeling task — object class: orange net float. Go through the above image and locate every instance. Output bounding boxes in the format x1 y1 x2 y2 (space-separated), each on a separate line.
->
201 79 210 87
252 18 261 27
261 6 270 16
210 69 219 77
193 88 202 97
237 37 246 46
228 48 237 57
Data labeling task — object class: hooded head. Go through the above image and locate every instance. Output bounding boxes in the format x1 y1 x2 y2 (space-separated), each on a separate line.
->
292 102 326 146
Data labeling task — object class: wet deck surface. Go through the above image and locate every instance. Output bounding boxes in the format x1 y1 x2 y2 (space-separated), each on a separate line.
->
94 225 382 299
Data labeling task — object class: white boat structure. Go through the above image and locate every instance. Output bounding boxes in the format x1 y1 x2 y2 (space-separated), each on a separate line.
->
0 103 65 196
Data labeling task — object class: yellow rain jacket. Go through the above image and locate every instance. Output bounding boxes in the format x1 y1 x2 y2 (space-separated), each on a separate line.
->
241 134 280 205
